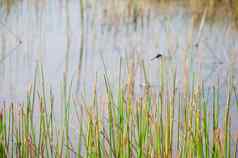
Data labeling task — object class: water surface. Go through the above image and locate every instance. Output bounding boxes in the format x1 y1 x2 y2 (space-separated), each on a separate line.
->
0 0 237 130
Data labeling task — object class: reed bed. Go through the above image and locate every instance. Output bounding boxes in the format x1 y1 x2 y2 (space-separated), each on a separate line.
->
0 60 237 158
0 0 238 158
1 0 238 19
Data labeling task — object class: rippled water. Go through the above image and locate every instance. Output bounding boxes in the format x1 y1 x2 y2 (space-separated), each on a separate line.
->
0 0 237 103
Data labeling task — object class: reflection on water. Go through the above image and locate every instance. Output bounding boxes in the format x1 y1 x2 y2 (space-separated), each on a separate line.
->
0 0 237 131
0 1 237 102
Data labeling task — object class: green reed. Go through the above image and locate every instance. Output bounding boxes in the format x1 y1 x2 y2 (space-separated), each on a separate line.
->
0 1 237 157
0 57 237 158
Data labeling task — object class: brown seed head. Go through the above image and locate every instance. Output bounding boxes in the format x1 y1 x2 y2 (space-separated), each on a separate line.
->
0 111 3 121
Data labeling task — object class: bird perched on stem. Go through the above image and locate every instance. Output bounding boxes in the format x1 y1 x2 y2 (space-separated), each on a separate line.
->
151 53 162 61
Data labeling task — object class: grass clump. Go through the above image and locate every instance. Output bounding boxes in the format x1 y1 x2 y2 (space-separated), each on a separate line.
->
0 61 237 158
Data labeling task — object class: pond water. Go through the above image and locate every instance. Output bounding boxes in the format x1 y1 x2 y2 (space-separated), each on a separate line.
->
1 1 237 99
0 0 238 131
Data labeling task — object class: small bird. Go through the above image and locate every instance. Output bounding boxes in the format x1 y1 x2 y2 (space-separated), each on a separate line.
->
151 53 162 61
